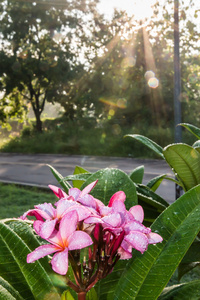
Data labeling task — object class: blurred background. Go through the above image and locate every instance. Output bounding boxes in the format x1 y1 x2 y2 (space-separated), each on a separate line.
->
0 0 199 158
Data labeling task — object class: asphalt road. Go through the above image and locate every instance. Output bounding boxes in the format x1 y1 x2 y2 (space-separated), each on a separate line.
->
0 153 175 203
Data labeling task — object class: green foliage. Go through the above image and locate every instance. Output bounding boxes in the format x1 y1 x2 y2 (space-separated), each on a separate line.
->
0 219 61 299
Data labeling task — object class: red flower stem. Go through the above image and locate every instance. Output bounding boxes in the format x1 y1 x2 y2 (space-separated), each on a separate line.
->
78 292 87 300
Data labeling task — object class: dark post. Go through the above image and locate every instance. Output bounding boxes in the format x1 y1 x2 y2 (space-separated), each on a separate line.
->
174 0 182 143
174 0 183 199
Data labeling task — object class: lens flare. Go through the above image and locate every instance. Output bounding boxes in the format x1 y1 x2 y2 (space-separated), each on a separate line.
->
99 97 127 109
148 77 159 88
144 70 155 80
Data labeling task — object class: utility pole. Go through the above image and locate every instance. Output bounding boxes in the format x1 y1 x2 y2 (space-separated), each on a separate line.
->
174 0 183 199
174 0 182 143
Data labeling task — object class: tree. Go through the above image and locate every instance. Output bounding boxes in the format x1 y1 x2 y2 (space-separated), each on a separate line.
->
0 0 101 132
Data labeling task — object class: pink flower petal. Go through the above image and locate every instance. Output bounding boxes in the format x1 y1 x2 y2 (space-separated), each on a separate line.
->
68 188 81 200
60 211 78 242
84 216 103 224
78 194 97 209
27 244 59 263
125 231 149 254
48 185 68 198
51 248 69 275
129 205 144 223
108 191 126 207
22 209 44 221
111 199 126 214
147 232 163 244
99 206 112 216
102 213 122 228
124 220 151 235
80 180 98 196
35 203 56 219
37 219 58 239
68 231 93 250
56 199 77 218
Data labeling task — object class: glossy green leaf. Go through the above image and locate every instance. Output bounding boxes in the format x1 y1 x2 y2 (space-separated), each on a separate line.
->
125 134 164 158
86 287 98 300
163 144 200 191
147 174 179 191
113 184 200 300
0 219 60 300
72 166 90 189
192 140 200 149
158 280 200 300
81 168 137 208
180 123 200 139
48 164 72 193
62 174 91 183
0 277 24 300
129 166 144 184
137 184 169 209
178 240 200 280
61 289 75 300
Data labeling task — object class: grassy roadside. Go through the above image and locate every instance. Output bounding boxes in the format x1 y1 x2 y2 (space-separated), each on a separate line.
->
0 183 57 219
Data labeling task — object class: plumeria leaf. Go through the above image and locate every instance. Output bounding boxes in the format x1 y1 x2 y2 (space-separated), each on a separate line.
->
178 240 200 280
72 166 91 189
0 277 24 300
178 262 200 281
62 174 91 183
158 281 200 300
137 184 169 209
193 140 200 150
129 166 144 184
61 289 75 300
48 164 72 193
113 184 200 300
180 123 200 139
81 168 137 208
86 287 98 300
146 174 179 192
125 134 164 158
0 219 60 300
163 144 200 191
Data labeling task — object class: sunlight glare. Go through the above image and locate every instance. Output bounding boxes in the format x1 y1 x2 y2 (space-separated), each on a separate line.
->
98 0 157 20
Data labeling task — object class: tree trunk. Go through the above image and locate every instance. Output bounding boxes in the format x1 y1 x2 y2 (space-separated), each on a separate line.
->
35 111 43 132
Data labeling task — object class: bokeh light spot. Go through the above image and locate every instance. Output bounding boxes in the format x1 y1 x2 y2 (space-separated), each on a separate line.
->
148 77 159 88
109 109 115 116
112 124 122 135
144 70 155 81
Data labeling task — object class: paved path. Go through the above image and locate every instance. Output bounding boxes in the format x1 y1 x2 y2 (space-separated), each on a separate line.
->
0 153 175 203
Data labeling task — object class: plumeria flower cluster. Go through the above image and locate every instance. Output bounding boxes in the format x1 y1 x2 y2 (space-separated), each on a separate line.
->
22 180 162 294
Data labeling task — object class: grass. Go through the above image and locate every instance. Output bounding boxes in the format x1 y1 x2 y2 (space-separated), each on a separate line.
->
0 183 57 219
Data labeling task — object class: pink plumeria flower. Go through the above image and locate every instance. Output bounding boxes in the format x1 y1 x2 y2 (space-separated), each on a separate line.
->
22 200 91 239
49 180 102 212
27 210 93 275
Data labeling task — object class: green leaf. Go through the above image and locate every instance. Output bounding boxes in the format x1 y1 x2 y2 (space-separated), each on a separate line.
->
180 123 200 139
178 262 200 281
129 166 144 184
86 287 98 300
81 168 137 208
48 164 72 193
158 281 200 300
147 174 176 192
163 144 200 191
137 184 169 209
125 134 164 158
113 184 200 300
178 240 200 280
62 174 91 183
0 219 60 300
0 277 24 300
72 166 91 189
61 289 75 300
